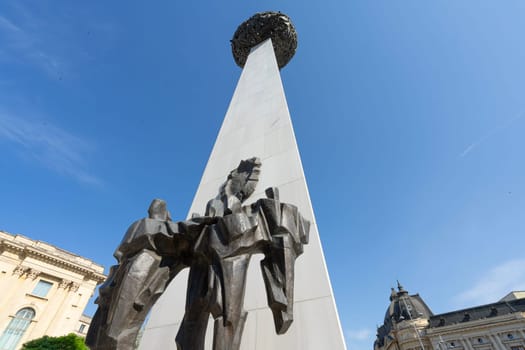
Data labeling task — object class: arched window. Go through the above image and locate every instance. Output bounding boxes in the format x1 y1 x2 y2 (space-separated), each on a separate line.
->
0 308 35 350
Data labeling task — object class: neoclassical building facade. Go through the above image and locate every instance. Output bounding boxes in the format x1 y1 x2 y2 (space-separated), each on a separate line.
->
0 231 105 350
374 283 525 350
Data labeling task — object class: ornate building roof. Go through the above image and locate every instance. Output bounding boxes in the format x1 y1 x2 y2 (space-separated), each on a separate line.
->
374 282 525 350
429 297 525 328
375 282 433 349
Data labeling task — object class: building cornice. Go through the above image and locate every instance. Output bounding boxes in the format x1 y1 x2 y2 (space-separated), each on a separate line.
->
1 237 106 284
426 312 525 336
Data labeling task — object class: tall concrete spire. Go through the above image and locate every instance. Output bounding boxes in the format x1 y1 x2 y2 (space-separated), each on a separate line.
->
139 13 346 350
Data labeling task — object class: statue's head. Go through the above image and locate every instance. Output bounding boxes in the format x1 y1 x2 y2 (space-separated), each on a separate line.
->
219 157 262 204
265 187 279 200
148 199 170 220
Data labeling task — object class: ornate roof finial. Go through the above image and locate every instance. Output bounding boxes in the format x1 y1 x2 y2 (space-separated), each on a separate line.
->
389 287 396 301
397 280 404 292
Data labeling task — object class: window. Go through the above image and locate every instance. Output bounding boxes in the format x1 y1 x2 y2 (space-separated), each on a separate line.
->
0 308 35 350
79 324 86 333
31 280 53 298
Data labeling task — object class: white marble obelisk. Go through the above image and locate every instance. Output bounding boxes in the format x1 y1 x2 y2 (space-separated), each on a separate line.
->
139 38 347 349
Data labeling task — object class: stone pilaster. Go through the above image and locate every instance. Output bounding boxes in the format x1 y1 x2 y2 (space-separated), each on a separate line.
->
460 338 474 350
0 265 28 313
489 333 506 350
45 279 81 336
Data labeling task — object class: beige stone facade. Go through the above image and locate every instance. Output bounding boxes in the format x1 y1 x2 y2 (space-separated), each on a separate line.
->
0 231 105 350
426 311 525 350
75 315 92 338
374 284 525 350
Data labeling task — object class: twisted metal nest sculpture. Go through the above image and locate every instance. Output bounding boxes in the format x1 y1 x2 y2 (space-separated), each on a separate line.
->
231 12 298 69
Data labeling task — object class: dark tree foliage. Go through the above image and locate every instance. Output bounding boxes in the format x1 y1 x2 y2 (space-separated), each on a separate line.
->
22 333 88 350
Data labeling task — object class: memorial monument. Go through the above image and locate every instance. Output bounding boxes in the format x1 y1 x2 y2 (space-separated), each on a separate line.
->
88 11 347 350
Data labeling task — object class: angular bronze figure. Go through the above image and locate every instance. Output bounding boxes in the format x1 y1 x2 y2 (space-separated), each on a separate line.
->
87 158 309 350
86 199 191 350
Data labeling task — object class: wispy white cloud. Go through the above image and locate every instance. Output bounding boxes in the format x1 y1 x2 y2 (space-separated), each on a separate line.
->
0 12 66 77
0 14 22 33
459 112 525 157
455 259 525 306
346 328 375 350
346 328 373 341
0 111 101 185
0 2 119 81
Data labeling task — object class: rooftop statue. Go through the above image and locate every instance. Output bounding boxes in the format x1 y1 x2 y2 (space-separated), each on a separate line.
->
86 158 310 350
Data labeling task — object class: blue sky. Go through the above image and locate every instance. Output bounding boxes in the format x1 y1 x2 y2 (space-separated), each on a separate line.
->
1 1 525 349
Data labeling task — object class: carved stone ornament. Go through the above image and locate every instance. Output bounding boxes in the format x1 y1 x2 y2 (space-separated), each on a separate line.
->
86 158 310 350
12 265 27 277
231 11 298 69
27 269 41 280
59 279 72 289
70 283 80 292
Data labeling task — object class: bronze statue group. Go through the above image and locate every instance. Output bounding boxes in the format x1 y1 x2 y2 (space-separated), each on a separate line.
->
86 158 310 350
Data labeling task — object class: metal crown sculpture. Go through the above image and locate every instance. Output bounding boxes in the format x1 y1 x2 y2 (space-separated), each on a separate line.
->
231 11 298 69
86 157 310 350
